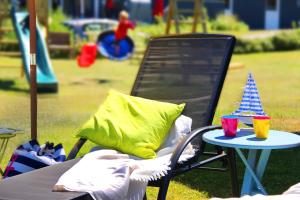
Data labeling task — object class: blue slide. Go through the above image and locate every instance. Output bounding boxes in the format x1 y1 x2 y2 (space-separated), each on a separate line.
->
11 9 58 92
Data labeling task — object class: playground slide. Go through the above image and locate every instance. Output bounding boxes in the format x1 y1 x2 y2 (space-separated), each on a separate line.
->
11 9 58 92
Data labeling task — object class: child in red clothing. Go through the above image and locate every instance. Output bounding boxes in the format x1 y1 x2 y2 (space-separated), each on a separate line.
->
114 11 135 54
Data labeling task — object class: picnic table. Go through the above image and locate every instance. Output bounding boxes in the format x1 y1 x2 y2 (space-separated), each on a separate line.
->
203 129 300 196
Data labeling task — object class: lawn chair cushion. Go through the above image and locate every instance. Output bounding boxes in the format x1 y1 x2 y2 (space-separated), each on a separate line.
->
76 90 185 159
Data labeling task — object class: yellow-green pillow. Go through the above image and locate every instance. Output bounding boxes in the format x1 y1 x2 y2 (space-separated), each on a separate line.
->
76 90 185 159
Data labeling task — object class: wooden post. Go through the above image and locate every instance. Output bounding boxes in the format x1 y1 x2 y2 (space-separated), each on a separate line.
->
173 0 180 34
165 0 174 34
192 0 200 33
199 0 207 33
36 0 49 47
165 0 207 34
28 0 37 140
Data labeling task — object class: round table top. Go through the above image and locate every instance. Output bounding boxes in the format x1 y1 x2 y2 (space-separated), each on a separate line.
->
202 129 300 150
0 128 19 138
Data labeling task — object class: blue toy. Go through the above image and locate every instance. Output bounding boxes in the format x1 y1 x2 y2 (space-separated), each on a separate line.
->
97 31 135 61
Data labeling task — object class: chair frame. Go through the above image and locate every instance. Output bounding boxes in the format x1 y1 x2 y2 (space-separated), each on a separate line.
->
0 34 239 200
67 34 239 199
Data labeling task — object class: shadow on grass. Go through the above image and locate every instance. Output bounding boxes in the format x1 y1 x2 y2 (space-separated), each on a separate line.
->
98 79 110 84
0 80 28 93
173 147 300 198
70 78 111 85
88 78 111 84
173 161 236 198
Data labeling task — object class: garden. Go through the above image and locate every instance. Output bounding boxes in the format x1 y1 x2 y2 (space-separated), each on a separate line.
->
0 4 300 200
1 51 300 199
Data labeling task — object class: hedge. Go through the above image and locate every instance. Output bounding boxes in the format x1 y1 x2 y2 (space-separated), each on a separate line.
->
234 30 300 54
211 14 249 32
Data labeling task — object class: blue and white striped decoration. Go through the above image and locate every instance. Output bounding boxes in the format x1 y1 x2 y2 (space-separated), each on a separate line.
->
233 73 266 116
3 140 66 178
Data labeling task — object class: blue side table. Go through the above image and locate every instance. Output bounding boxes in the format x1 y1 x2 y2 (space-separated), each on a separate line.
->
203 129 300 196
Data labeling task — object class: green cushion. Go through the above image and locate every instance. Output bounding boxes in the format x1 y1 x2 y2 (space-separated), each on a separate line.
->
76 90 185 159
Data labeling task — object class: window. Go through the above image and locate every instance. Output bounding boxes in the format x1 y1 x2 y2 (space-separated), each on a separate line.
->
266 0 276 10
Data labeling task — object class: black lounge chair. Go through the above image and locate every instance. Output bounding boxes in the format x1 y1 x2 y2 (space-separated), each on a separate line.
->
0 34 238 200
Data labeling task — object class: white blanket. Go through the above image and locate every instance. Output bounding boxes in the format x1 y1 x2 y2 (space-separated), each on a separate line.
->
54 115 195 200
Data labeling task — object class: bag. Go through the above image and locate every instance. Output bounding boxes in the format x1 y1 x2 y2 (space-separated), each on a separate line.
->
3 140 66 178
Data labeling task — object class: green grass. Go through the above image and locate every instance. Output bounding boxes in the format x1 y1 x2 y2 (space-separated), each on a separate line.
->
0 50 300 199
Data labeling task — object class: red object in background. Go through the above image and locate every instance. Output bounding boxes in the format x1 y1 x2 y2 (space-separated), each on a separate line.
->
105 0 114 9
153 0 164 17
77 44 97 68
115 20 135 41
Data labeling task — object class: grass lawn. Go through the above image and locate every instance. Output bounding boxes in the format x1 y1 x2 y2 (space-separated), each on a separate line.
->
0 50 299 199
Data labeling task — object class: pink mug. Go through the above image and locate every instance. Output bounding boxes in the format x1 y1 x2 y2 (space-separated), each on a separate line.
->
221 115 239 137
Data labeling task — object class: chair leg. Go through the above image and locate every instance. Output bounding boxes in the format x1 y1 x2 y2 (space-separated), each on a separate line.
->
157 177 171 200
227 148 240 197
215 145 228 168
202 141 227 168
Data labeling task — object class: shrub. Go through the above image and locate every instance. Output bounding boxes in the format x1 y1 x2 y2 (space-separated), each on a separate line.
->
260 39 274 51
49 9 70 33
291 21 298 29
234 38 251 54
234 31 300 54
235 39 260 53
210 14 249 32
272 32 300 50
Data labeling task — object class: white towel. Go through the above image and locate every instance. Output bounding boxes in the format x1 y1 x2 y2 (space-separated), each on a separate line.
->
54 115 195 200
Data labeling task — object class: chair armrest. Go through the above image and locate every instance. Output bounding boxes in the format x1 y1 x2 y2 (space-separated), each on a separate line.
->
67 138 87 160
169 125 222 170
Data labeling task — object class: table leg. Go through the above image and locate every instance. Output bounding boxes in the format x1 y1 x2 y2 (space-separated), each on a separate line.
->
0 138 9 175
0 134 16 175
235 148 267 196
254 149 271 192
240 149 257 195
256 150 271 179
0 138 9 164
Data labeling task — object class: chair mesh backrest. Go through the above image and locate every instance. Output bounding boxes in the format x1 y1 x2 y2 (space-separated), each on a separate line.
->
131 34 235 129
